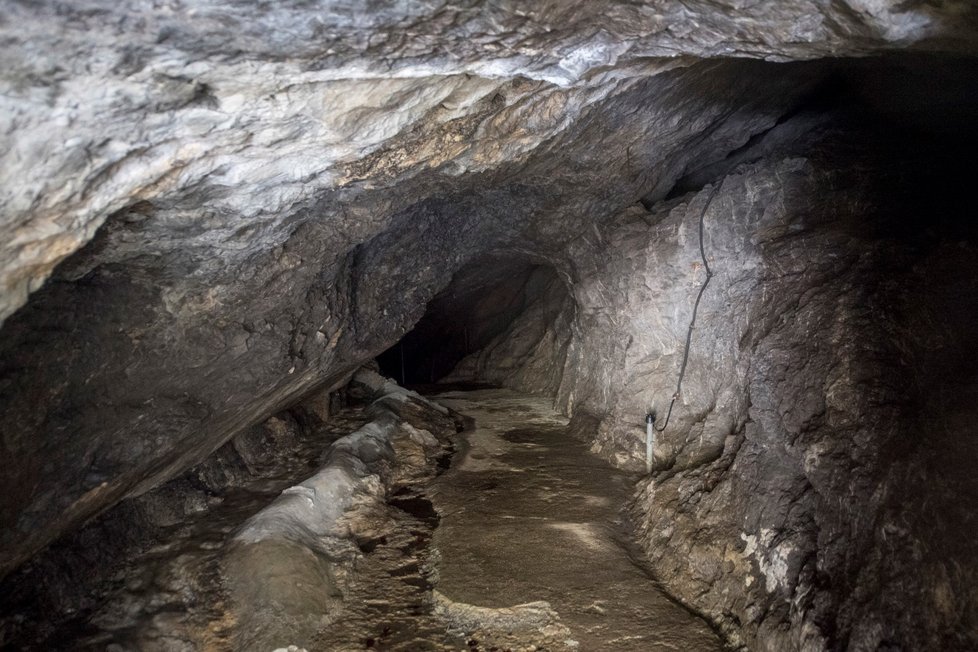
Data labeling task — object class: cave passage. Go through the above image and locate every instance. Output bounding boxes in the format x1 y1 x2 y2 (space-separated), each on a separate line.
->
2 3 978 646
377 257 572 388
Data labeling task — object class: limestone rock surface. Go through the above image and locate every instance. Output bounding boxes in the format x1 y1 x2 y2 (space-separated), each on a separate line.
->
3 0 977 324
456 121 978 649
1 2 978 651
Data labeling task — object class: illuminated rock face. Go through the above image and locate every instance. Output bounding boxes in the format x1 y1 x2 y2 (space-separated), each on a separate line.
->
1 2 977 650
441 120 978 650
4 1 976 326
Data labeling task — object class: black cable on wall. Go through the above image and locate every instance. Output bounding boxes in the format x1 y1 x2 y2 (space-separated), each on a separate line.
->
654 183 720 433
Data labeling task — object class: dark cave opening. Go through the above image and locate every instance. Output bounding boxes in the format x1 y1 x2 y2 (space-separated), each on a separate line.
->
376 257 572 388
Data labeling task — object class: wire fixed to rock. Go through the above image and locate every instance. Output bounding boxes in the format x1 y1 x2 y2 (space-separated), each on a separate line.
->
653 183 721 433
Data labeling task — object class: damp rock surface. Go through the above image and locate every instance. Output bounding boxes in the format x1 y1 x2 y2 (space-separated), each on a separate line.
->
224 370 462 651
0 53 836 581
1 3 977 651
0 390 370 650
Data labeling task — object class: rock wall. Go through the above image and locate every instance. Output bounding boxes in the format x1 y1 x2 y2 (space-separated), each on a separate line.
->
0 370 460 649
9 0 974 328
225 369 458 651
455 116 978 649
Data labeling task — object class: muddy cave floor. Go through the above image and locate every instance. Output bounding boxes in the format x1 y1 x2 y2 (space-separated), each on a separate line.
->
12 388 726 651
313 387 724 651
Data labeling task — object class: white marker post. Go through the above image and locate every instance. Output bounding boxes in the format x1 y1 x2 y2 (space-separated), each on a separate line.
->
645 413 655 474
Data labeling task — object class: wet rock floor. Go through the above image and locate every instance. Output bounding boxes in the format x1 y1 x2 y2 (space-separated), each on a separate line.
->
425 389 724 652
3 388 726 651
315 388 725 651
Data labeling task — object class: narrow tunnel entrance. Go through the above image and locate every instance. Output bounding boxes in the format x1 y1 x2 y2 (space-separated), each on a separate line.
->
377 257 574 391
